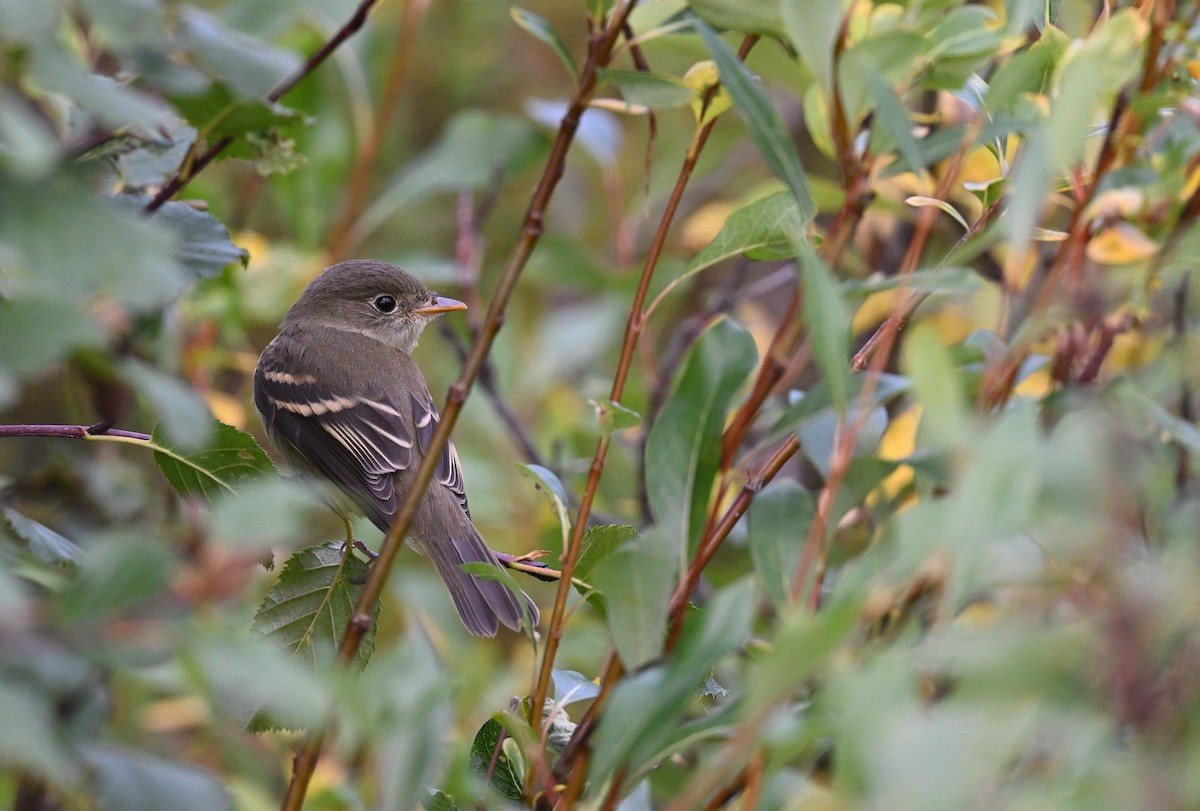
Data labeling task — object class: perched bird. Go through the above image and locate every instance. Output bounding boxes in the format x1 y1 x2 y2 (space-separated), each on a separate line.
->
253 260 536 636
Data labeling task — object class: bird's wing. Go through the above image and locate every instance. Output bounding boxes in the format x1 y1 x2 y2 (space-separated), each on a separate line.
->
254 345 470 529
409 392 471 516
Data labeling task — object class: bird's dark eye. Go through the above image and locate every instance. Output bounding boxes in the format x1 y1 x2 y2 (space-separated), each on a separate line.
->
373 295 397 313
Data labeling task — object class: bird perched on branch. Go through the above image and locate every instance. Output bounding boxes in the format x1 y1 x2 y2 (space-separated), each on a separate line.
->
253 259 536 636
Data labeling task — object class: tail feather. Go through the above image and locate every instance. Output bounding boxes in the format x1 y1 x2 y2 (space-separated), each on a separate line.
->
424 529 535 636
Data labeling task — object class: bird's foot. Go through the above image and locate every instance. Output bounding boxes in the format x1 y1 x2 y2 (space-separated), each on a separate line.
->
495 550 559 582
351 539 378 563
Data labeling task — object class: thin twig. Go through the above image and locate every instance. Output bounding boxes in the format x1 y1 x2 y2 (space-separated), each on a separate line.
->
0 424 150 442
144 0 382 214
278 6 640 809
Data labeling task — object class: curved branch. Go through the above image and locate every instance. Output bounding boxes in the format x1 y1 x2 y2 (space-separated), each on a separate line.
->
279 4 642 809
144 0 383 214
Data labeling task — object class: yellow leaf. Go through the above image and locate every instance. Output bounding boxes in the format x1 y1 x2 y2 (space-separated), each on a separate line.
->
1014 367 1052 398
851 289 900 334
1086 223 1159 264
904 195 969 230
1182 165 1200 202
589 98 649 116
205 390 246 429
1032 227 1068 242
959 140 1018 185
1105 329 1164 372
876 406 919 500
683 60 731 123
1084 187 1144 221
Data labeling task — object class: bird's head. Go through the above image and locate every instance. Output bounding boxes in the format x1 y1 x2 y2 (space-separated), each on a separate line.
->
283 259 466 355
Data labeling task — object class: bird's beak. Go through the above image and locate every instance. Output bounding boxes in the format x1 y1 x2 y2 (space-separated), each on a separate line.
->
414 296 467 316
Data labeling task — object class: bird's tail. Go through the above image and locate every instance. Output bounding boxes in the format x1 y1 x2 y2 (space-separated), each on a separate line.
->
424 527 538 637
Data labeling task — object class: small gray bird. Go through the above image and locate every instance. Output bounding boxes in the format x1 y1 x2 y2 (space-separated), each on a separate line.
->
253 260 535 636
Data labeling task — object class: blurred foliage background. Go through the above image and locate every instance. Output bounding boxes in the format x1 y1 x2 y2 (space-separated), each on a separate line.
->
4 0 1200 809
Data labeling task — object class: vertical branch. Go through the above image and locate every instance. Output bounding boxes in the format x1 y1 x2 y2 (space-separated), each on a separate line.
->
531 34 761 806
278 5 640 810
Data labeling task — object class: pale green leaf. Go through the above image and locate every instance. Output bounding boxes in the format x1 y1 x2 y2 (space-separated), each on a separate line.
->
682 191 805 280
590 528 674 670
749 480 814 609
645 317 758 556
695 16 814 220
511 6 578 81
597 68 693 109
781 0 844 97
801 247 851 415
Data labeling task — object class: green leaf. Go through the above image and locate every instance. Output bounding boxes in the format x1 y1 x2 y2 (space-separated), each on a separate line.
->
1046 9 1144 170
423 790 459 811
119 360 213 450
113 196 248 278
251 543 379 672
189 633 328 733
30 48 171 131
510 7 578 81
0 298 105 379
82 744 231 811
209 476 322 553
0 680 80 784
597 68 693 109
926 6 1003 60
688 0 784 38
0 87 60 179
837 31 926 126
902 324 970 450
576 524 639 581
55 535 170 623
113 124 197 189
168 82 307 141
694 17 814 220
644 317 758 556
592 398 641 435
469 716 523 801
0 177 186 311
178 7 301 99
357 111 546 242
516 463 571 554
768 373 911 443
0 507 82 567
589 528 675 670
151 421 277 502
800 246 852 415
781 0 844 98
744 594 860 715
749 480 814 609
590 580 756 783
574 523 639 618
984 26 1067 114
870 75 926 175
682 191 805 280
